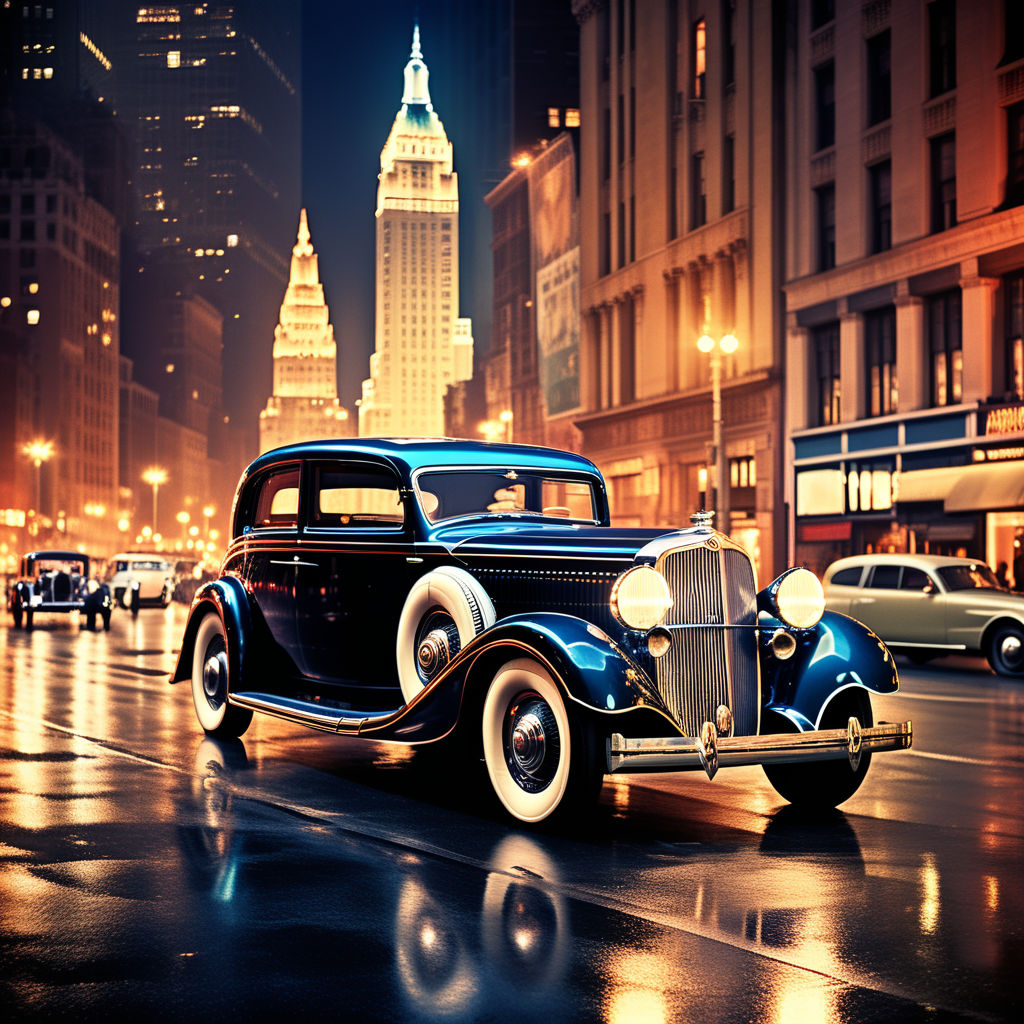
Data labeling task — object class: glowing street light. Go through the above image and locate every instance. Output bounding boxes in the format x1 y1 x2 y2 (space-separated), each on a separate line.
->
696 332 739 536
142 466 168 535
22 439 54 518
499 408 514 442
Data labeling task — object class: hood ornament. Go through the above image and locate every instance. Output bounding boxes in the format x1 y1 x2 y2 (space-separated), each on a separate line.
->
690 510 715 530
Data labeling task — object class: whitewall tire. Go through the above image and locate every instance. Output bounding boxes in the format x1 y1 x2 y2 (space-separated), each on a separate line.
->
481 658 580 824
396 566 496 703
191 614 252 738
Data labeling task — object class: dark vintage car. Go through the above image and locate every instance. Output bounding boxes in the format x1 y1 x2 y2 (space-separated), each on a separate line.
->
171 439 913 824
8 550 112 630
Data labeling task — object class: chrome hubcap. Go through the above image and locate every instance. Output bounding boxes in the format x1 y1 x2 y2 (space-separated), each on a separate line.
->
203 652 227 702
511 711 547 774
1001 634 1022 662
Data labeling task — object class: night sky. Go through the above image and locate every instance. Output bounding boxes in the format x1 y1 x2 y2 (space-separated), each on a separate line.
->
301 0 485 411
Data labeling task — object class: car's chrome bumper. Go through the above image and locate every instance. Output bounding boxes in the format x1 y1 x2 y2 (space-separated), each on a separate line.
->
608 718 912 779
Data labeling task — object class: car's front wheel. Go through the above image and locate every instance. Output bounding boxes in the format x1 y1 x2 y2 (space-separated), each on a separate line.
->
191 614 253 738
481 657 603 824
763 689 873 811
11 594 23 628
988 622 1024 676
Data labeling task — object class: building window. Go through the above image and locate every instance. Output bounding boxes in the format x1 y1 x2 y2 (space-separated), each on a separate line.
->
869 160 892 253
1004 0 1024 65
814 61 835 151
565 108 580 128
815 183 836 271
1007 101 1024 208
1006 271 1024 400
724 0 736 87
691 151 706 228
811 0 835 29
602 106 611 181
928 0 956 98
865 307 897 417
928 290 962 407
547 107 560 128
930 132 956 232
812 322 841 426
866 30 891 126
693 18 707 99
722 134 735 214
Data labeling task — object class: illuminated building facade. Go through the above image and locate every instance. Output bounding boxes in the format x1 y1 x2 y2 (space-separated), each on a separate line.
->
0 116 121 555
359 28 473 438
260 209 350 453
114 2 301 450
784 0 1024 582
572 0 785 584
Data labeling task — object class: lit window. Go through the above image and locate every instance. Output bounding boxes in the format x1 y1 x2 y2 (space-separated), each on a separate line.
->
43 67 53 79
565 108 580 128
548 107 560 128
27 309 40 325
167 50 180 68
165 363 175 373
693 19 707 99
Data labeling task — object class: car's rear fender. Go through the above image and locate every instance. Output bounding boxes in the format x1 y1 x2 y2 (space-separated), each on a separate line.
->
761 609 899 730
169 576 253 686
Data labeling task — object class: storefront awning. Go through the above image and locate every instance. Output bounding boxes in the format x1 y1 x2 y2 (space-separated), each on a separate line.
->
945 463 1024 512
896 466 965 503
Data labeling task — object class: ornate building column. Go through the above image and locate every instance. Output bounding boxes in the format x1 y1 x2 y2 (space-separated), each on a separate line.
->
894 283 926 412
839 301 865 423
598 303 613 409
960 262 999 403
786 314 811 433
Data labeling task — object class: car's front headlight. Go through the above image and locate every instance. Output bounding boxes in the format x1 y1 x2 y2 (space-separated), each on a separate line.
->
771 568 825 629
87 579 98 594
611 565 673 630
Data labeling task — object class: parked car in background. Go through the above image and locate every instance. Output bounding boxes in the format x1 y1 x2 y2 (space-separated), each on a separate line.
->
823 553 1024 676
110 553 175 611
8 550 112 630
172 439 912 824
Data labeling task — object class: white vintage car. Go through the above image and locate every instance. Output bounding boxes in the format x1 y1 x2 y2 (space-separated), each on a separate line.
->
110 553 175 610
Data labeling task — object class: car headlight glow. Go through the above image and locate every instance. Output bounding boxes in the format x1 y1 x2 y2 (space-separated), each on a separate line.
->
774 568 825 629
611 565 673 631
87 579 98 594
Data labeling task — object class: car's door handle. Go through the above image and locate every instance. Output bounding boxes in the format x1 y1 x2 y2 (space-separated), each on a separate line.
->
270 558 319 568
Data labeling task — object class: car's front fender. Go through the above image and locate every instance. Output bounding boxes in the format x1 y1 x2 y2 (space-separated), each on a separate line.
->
169 576 253 686
761 609 899 730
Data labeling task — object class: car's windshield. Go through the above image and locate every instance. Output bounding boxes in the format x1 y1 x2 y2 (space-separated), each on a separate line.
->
415 469 598 524
117 560 169 572
937 564 1002 591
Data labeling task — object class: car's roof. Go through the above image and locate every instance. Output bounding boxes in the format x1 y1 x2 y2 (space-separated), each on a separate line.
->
825 552 990 576
245 437 602 479
25 550 88 562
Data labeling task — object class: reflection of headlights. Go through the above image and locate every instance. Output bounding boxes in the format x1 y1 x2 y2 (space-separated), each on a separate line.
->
395 877 479 1016
772 568 825 629
611 565 673 630
87 579 98 594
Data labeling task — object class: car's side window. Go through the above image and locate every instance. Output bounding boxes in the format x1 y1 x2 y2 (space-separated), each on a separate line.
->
867 565 901 589
253 467 300 528
901 568 932 591
313 463 404 528
830 567 863 586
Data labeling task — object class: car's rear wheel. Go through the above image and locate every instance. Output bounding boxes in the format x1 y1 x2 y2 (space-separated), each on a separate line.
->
191 614 252 738
987 623 1024 676
763 688 873 811
481 657 603 824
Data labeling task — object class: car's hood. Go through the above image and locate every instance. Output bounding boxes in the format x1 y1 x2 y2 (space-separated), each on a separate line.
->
429 521 675 562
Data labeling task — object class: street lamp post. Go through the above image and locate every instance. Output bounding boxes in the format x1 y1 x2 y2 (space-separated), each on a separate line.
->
22 439 54 517
697 332 738 536
142 467 168 537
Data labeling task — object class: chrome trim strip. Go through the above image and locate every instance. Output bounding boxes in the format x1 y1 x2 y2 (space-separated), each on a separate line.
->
607 720 913 773
229 692 397 733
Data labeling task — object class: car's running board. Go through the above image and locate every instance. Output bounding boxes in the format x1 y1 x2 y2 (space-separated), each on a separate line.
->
229 691 399 734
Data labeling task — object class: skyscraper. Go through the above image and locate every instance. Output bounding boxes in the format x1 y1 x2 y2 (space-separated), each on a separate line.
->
358 27 473 438
113 2 301 451
260 209 350 453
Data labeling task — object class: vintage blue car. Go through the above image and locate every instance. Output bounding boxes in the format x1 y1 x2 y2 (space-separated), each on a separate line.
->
171 439 912 823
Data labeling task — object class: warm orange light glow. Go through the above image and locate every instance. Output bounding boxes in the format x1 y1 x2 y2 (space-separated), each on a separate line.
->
142 467 168 487
23 440 54 466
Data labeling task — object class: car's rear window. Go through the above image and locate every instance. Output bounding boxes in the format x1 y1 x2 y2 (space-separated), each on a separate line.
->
416 469 598 524
252 467 300 528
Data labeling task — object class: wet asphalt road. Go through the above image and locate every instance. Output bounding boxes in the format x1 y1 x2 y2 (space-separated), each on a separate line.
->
0 605 1021 1023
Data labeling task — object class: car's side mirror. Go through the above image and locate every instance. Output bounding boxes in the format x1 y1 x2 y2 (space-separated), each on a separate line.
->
922 581 935 595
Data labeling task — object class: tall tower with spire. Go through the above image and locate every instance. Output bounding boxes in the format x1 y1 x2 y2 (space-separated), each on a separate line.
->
259 209 351 453
359 25 474 437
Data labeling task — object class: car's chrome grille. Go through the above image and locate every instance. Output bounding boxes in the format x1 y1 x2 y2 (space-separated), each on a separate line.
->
656 545 759 737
